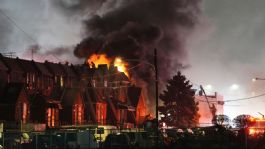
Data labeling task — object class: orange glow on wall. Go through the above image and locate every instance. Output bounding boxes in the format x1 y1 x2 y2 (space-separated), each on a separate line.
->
96 102 107 125
73 104 84 125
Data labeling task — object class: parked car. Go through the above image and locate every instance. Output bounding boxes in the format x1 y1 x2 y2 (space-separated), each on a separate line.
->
103 133 132 149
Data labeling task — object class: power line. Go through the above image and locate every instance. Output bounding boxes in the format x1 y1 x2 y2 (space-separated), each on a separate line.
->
0 9 37 43
224 93 265 102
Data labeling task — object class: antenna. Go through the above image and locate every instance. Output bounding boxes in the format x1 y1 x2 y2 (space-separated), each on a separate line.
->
258 112 265 119
2 52 16 58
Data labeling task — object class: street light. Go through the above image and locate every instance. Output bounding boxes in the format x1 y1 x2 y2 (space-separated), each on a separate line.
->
230 84 239 91
252 78 265 82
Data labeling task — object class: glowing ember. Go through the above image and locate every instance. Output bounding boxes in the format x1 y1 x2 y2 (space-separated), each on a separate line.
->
87 54 129 76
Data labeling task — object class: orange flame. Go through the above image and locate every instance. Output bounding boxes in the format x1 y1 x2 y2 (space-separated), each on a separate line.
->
87 54 129 77
114 57 129 77
87 54 110 67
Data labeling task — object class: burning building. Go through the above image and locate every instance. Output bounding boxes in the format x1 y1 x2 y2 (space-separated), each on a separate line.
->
0 53 147 129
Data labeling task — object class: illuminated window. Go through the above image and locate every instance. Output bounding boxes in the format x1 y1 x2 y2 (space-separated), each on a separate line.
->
52 108 55 126
47 108 51 127
73 104 83 125
32 74 35 83
104 80 107 87
47 108 58 127
60 76 64 87
22 103 27 123
92 80 96 87
26 73 29 84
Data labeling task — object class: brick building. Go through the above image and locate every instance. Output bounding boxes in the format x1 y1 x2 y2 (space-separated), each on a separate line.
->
0 54 147 129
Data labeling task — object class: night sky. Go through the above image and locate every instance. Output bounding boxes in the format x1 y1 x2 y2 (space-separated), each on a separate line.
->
1 0 265 119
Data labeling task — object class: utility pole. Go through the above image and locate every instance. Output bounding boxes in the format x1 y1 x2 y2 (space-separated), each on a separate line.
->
154 48 159 146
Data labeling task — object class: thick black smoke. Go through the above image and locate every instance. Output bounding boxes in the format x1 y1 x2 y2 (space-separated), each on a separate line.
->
73 0 201 114
75 0 200 69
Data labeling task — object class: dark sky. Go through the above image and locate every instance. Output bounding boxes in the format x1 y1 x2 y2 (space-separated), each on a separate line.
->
1 0 265 118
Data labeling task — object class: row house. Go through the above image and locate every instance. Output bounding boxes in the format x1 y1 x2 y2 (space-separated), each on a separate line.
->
0 55 147 129
81 64 146 128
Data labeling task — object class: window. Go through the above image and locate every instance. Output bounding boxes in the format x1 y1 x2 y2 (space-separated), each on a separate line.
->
22 103 27 123
32 74 35 83
92 80 96 87
26 73 29 84
104 80 108 87
73 104 83 125
60 76 64 87
46 108 58 127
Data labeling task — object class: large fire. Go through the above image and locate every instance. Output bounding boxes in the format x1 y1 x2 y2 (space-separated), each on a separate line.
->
87 54 129 76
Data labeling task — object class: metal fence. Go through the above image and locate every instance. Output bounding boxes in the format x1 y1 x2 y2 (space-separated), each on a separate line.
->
0 128 147 149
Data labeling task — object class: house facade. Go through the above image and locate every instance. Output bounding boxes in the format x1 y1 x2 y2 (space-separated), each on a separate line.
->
0 55 147 129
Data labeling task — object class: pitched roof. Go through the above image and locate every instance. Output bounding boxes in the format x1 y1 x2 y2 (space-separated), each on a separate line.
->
0 56 23 73
34 62 52 76
61 64 78 78
16 58 39 73
0 83 26 104
45 61 66 76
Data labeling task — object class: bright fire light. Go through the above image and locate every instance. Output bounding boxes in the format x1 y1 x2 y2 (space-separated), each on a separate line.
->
87 54 129 76
114 57 129 76
87 54 110 67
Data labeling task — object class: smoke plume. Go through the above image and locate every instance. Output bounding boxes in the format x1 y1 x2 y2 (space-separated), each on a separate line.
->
74 0 202 113
74 0 201 79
